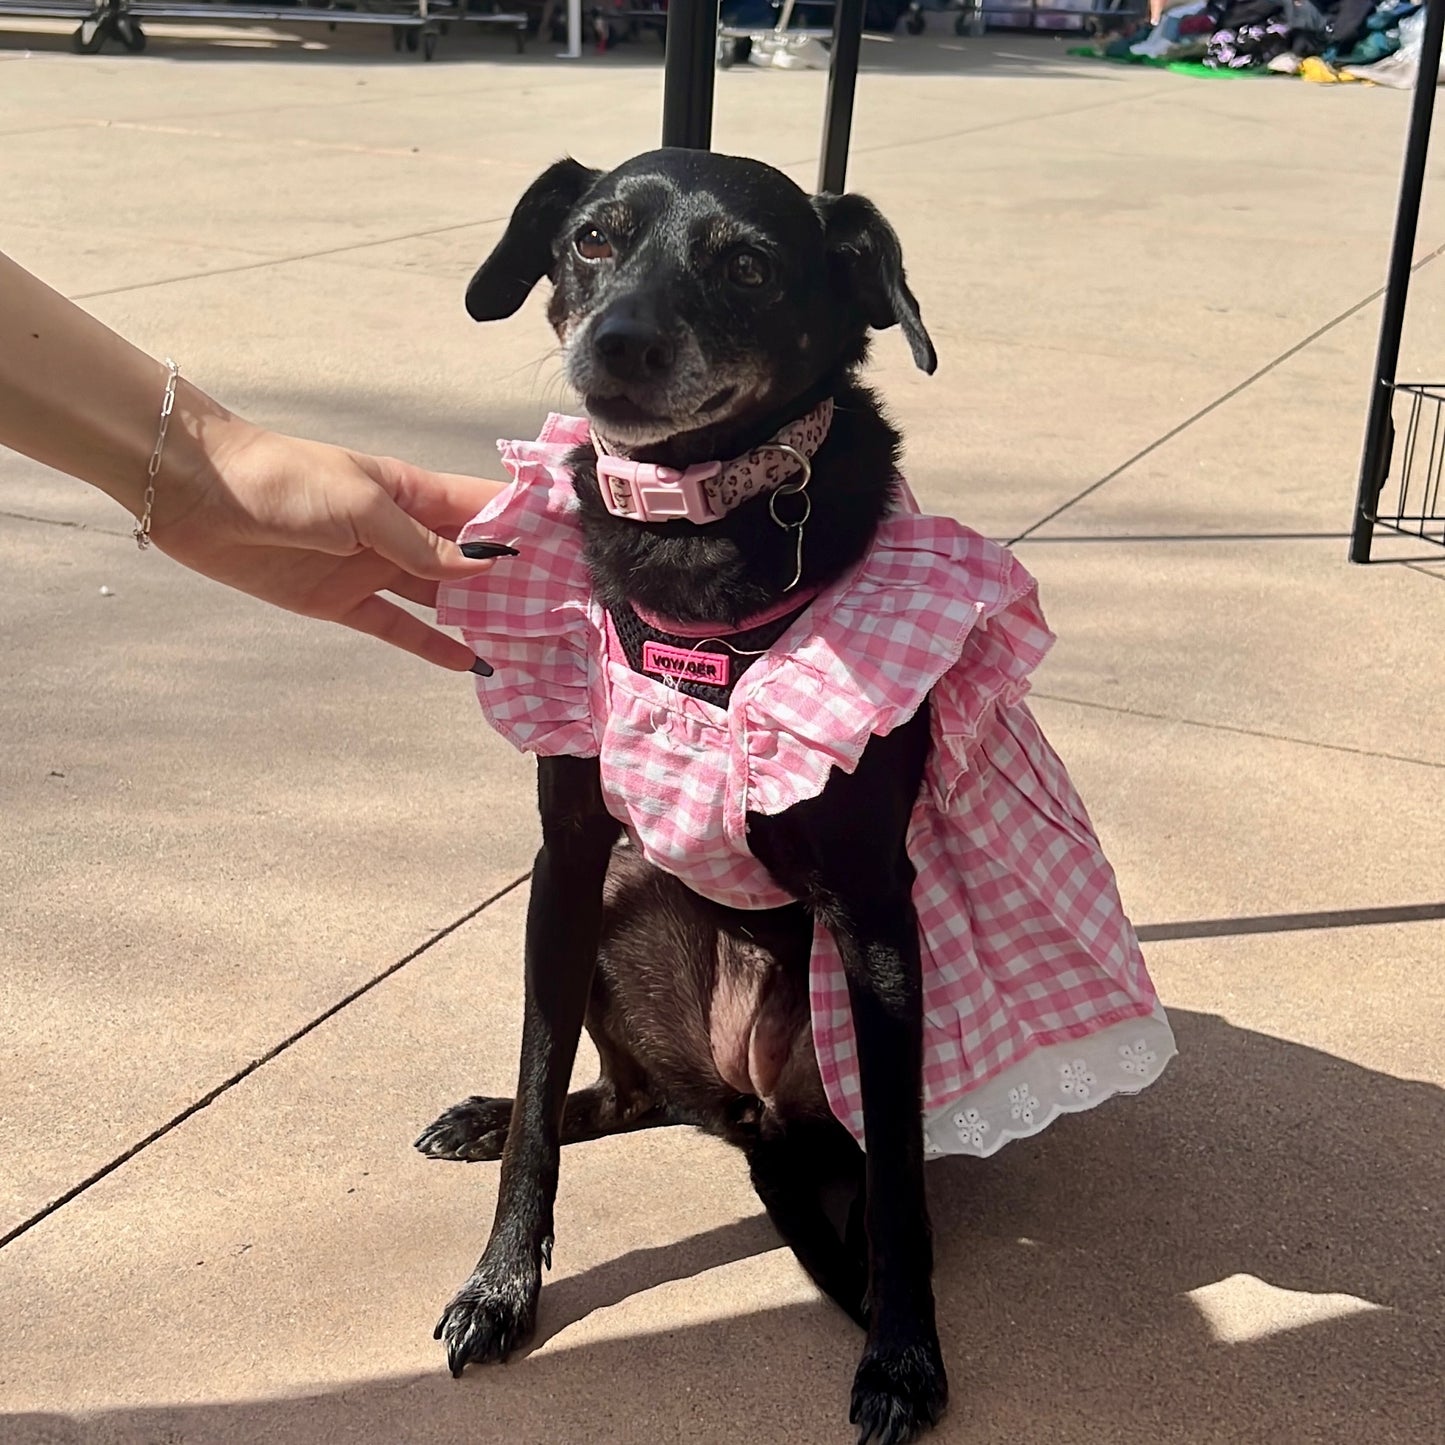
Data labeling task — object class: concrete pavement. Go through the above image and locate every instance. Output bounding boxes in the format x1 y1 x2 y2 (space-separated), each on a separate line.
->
2 24 1441 1445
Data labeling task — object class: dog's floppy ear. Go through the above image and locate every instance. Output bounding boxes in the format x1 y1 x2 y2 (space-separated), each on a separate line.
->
813 192 937 374
465 158 602 322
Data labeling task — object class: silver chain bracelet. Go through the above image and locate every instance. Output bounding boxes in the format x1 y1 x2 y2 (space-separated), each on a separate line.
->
133 358 180 550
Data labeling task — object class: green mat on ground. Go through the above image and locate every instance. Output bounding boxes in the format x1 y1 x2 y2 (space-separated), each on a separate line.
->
1066 46 1273 77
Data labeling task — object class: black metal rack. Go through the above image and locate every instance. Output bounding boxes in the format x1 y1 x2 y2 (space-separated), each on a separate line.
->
662 0 865 194
1350 0 1445 560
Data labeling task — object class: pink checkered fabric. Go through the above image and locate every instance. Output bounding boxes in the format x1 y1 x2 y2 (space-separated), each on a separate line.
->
438 415 1164 1145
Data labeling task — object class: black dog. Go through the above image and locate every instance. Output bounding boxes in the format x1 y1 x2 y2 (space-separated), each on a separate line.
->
418 149 946 1444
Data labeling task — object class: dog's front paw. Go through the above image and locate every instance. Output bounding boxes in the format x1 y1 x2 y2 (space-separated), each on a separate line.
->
415 1096 513 1162
849 1336 948 1445
433 1259 541 1375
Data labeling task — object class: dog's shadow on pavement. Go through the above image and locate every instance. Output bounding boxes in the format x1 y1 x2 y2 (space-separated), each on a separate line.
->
8 1010 1441 1444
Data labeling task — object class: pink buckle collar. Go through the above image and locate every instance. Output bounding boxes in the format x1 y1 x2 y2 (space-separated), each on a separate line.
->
595 456 724 525
592 399 834 527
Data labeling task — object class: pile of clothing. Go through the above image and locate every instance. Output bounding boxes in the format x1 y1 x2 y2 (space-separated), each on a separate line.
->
1086 0 1442 85
1205 0 1426 80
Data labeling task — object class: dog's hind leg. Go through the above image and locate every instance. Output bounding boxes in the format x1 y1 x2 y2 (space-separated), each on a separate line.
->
748 1119 869 1328
416 1082 671 1162
417 963 671 1162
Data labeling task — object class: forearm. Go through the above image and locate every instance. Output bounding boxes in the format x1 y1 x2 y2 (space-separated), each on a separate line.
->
0 249 250 521
0 249 499 671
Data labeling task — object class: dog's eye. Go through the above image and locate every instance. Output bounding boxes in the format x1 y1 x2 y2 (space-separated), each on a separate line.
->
575 227 613 262
727 249 771 289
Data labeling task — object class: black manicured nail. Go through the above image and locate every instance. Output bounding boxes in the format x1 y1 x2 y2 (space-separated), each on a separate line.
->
459 541 519 560
469 658 494 677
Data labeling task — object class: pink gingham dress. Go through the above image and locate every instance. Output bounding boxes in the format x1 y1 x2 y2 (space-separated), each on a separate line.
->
438 416 1175 1158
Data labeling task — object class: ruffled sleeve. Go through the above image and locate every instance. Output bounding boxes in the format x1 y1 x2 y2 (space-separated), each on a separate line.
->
435 415 602 758
729 513 1053 819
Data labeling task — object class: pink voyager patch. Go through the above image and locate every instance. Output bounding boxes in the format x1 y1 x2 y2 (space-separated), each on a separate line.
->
642 641 730 687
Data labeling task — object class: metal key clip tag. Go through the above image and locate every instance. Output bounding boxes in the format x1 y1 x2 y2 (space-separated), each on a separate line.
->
763 445 813 591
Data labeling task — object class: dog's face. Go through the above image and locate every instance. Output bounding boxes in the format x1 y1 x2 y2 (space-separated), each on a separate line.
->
465 149 936 448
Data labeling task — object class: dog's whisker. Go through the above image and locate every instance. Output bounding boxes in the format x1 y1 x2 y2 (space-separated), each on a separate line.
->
496 348 564 389
534 369 573 411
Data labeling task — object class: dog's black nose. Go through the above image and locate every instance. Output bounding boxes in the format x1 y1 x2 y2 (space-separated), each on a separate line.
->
592 315 675 382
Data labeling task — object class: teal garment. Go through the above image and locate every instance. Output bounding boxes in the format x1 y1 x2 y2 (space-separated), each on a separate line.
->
1103 22 1155 58
1329 29 1402 66
1368 3 1421 31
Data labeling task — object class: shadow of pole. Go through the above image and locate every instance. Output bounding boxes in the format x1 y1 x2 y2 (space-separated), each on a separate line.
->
1136 901 1445 943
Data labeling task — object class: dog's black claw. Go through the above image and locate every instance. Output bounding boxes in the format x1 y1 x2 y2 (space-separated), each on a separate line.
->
849 1338 948 1445
434 1259 542 1375
459 541 519 560
540 1235 554 1270
415 1096 513 1162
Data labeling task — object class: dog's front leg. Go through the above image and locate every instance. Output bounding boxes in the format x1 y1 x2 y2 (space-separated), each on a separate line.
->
750 710 946 1444
435 754 619 1374
834 880 947 1444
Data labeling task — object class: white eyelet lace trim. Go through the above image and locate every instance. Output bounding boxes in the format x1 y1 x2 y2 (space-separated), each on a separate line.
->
920 1007 1176 1159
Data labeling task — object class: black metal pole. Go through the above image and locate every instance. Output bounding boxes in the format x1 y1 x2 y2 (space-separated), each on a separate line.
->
819 0 867 194
1350 0 1445 563
661 0 719 150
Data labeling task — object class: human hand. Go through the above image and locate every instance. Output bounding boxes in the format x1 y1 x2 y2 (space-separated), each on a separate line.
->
147 423 506 671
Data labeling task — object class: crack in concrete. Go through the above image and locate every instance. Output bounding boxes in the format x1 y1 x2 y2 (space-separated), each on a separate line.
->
1031 689 1445 773
837 83 1174 166
0 75 557 142
1008 237 1445 545
68 212 512 302
0 872 531 1254
20 84 1172 305
84 115 510 163
0 507 128 538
